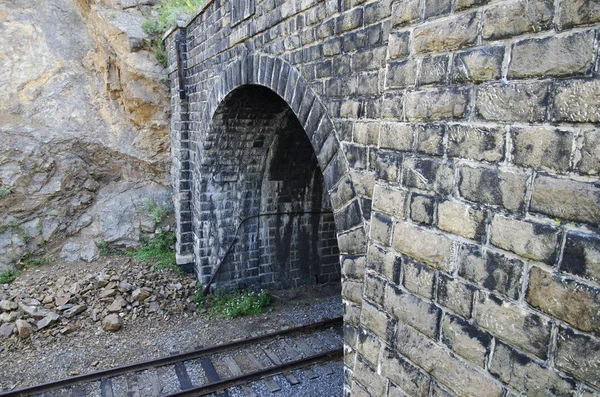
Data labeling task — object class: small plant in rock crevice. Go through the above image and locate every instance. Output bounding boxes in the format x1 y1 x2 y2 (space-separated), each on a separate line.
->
0 269 19 284
0 186 11 198
194 286 272 318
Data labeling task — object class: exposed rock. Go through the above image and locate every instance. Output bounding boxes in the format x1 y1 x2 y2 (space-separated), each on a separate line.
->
15 319 32 339
36 312 60 330
1 311 18 323
60 241 100 263
0 323 14 338
132 288 150 302
102 314 122 331
0 0 170 269
0 299 17 311
63 305 87 319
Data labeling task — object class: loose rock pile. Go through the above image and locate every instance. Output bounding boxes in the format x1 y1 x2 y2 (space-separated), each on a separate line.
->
0 259 197 345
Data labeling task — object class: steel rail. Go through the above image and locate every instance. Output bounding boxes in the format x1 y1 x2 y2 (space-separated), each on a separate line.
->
166 348 344 396
0 316 343 397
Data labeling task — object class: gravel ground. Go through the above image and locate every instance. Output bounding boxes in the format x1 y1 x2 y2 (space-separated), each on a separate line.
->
0 257 343 394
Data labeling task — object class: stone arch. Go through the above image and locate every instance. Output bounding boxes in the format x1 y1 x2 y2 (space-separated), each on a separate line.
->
190 53 368 288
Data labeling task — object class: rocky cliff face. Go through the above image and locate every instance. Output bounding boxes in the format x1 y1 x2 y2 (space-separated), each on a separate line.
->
0 0 171 269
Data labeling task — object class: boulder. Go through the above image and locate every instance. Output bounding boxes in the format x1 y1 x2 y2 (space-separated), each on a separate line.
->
102 314 122 331
15 319 32 339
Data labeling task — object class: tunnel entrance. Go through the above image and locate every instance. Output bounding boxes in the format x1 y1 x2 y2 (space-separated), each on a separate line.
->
196 85 340 291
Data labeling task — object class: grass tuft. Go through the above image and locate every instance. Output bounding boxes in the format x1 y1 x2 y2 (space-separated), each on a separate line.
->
130 231 178 272
194 287 272 318
0 269 18 284
143 0 205 37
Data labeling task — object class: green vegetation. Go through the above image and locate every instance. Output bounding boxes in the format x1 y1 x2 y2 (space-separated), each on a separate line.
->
130 231 178 271
194 287 272 318
143 198 172 225
0 186 11 198
142 0 205 36
142 0 204 67
18 251 54 271
0 269 18 284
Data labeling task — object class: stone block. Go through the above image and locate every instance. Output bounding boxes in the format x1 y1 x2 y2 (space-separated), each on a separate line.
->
342 255 366 280
403 157 454 195
419 55 449 86
353 47 387 71
476 81 551 122
373 150 402 183
394 321 504 397
354 122 379 146
338 227 367 255
562 232 600 283
447 124 505 163
382 347 431 397
356 328 382 367
437 200 486 240
384 283 441 338
409 194 435 225
392 221 454 272
336 8 363 34
474 291 552 359
353 356 387 397
381 92 405 120
345 301 362 326
365 273 387 307
379 123 414 152
437 273 476 318
405 88 469 121
416 123 444 156
403 257 436 299
372 184 408 219
530 175 600 225
388 31 411 60
424 0 452 18
345 143 368 170
360 300 396 342
509 31 595 79
391 0 421 26
490 215 559 263
490 341 577 396
386 60 417 89
357 71 380 97
442 313 491 368
323 37 342 57
413 12 478 54
458 244 525 300
482 0 553 40
343 279 364 304
559 0 600 29
458 165 529 213
579 129 600 175
371 212 393 245
527 266 600 333
453 46 504 83
555 326 600 388
367 243 401 283
554 79 600 123
512 126 573 173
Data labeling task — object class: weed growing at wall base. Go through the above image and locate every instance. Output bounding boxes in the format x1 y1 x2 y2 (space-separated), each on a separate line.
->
130 231 178 272
194 286 272 318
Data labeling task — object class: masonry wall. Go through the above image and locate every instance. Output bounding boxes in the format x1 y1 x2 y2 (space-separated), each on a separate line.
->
166 0 600 395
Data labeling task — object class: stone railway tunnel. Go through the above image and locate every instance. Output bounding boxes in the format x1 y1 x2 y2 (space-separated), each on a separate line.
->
164 0 600 395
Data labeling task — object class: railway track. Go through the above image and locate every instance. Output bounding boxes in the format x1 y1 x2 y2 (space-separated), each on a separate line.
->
0 317 343 397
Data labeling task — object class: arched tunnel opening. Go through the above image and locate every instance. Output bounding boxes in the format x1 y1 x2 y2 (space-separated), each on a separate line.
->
196 85 341 292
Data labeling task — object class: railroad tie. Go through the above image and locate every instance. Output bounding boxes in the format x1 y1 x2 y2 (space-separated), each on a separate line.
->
125 373 140 397
100 379 114 397
278 341 318 380
262 347 300 385
222 357 257 397
72 386 86 397
246 353 281 393
199 359 229 397
174 362 193 391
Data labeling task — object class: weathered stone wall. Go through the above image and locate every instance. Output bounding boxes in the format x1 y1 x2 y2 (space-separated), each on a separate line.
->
166 0 600 395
